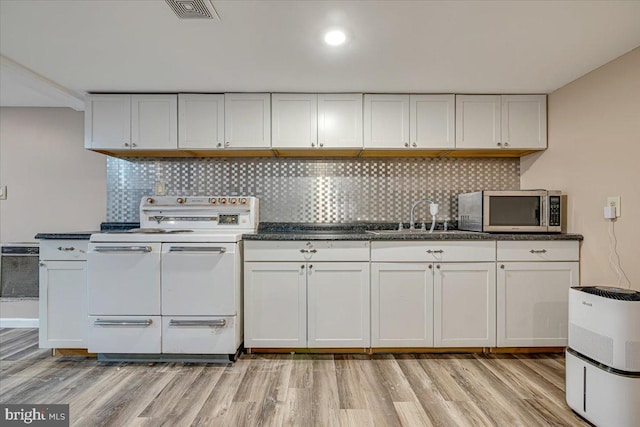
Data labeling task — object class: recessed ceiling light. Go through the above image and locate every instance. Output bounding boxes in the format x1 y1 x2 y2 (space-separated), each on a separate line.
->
324 30 346 46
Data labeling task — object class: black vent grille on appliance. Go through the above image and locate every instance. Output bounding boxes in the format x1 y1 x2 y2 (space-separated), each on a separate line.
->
579 286 640 301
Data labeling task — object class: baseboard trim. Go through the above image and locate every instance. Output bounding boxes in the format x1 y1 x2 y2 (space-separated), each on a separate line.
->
0 318 39 328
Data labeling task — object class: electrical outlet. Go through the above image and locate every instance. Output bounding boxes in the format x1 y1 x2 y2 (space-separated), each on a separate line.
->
0 185 6 200
155 181 166 196
607 196 621 218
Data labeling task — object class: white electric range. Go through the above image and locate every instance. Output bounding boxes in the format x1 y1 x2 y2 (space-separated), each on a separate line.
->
87 196 259 362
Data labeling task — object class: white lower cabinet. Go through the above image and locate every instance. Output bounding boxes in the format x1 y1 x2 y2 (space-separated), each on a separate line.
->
434 262 496 347
244 240 370 349
244 262 307 348
39 240 88 349
307 262 370 348
497 261 579 347
371 263 433 347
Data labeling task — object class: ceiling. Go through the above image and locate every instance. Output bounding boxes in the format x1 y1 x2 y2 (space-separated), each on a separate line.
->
1 0 639 110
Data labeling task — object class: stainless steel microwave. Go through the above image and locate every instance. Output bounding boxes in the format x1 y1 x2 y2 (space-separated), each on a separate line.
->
457 190 566 233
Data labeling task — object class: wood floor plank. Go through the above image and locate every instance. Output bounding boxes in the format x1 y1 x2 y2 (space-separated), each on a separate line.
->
0 329 589 427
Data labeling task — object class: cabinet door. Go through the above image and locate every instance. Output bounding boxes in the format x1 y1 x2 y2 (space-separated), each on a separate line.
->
318 93 363 148
84 95 131 149
434 262 496 347
307 262 370 348
39 261 87 348
224 93 271 148
371 263 433 347
244 262 306 348
271 93 318 148
455 95 501 149
497 261 578 347
501 95 547 149
363 94 409 148
178 94 224 149
410 94 455 149
131 95 178 149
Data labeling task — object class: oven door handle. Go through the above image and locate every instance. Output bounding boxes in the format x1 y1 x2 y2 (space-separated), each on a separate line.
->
168 246 227 253
168 319 227 327
94 246 153 253
94 319 153 326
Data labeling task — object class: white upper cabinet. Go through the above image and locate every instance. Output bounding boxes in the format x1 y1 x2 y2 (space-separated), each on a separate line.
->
363 94 410 148
501 95 547 149
363 94 454 149
455 95 501 149
85 95 131 149
272 93 362 149
178 94 224 149
131 95 178 150
410 94 455 149
318 93 363 149
271 93 318 148
224 93 271 148
455 94 546 150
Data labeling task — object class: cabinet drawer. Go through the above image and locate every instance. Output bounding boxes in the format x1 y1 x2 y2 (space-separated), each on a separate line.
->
497 241 579 261
162 316 238 354
88 315 161 353
371 241 495 262
40 240 88 261
244 240 370 262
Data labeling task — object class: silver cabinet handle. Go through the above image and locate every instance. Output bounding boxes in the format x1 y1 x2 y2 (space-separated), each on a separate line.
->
169 246 226 253
319 143 324 147
57 246 75 251
530 249 547 254
428 264 433 269
94 246 152 253
504 142 509 147
309 264 313 269
39 262 46 267
311 143 316 147
225 141 230 147
124 142 130 147
217 143 222 148
436 264 441 269
412 142 417 147
94 319 153 326
497 142 502 147
500 264 505 269
169 319 226 327
426 249 444 254
404 142 409 147
300 249 318 253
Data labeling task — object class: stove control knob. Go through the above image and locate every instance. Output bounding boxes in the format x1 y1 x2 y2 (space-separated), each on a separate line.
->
241 198 248 205
230 198 237 204
209 198 217 205
177 198 185 204
146 197 155 204
220 198 227 204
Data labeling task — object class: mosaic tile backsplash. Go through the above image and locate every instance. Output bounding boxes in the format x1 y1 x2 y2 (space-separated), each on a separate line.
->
107 157 520 223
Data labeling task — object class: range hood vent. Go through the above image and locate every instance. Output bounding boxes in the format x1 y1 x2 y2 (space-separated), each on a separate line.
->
165 0 220 20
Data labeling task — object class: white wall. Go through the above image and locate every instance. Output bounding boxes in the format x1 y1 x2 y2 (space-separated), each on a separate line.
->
521 47 640 290
0 107 106 243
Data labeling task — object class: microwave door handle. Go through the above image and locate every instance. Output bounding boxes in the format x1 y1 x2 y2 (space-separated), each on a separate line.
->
541 196 547 227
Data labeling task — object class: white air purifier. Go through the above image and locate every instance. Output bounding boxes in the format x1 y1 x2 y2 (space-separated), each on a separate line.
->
566 286 640 427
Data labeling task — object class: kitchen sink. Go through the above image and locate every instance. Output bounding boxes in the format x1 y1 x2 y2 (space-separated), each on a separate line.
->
365 229 469 235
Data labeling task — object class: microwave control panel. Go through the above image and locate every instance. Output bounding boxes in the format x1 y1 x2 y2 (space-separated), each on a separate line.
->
549 196 561 226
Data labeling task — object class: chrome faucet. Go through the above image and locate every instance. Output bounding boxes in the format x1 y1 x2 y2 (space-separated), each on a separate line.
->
409 198 437 230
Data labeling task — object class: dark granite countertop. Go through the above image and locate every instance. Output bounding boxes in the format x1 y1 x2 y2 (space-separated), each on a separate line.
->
35 232 97 240
242 223 584 241
35 223 140 240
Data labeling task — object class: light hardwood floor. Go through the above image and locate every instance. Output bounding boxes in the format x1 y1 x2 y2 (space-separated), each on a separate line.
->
0 328 589 426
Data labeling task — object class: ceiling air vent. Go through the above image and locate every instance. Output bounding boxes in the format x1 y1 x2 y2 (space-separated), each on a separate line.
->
165 0 220 20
